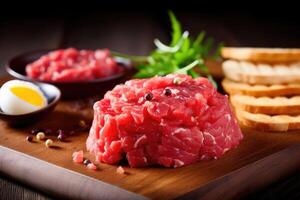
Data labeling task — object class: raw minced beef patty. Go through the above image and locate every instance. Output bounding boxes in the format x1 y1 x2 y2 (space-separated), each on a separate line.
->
86 74 243 167
26 48 122 82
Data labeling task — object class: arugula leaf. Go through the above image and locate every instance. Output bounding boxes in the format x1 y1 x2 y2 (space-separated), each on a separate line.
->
193 31 205 47
169 11 182 46
175 60 200 74
114 11 222 88
154 31 189 53
112 51 148 63
188 69 200 78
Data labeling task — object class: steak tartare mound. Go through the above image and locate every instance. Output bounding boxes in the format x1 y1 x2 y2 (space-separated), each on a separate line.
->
87 74 243 168
26 48 123 82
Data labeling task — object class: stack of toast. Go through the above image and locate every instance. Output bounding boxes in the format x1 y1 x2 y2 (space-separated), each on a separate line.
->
221 47 300 131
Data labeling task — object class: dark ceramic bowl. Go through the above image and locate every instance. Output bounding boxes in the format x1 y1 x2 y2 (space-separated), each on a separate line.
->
6 50 134 99
0 82 61 126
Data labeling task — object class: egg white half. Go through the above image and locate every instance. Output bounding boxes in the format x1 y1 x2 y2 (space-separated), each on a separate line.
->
0 80 47 115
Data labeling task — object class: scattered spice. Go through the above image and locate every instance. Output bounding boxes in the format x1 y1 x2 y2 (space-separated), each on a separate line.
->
83 159 91 166
45 139 53 148
87 163 97 170
78 120 87 128
57 134 65 141
57 130 66 141
26 135 33 142
36 132 45 141
144 93 153 101
164 88 172 96
116 166 125 174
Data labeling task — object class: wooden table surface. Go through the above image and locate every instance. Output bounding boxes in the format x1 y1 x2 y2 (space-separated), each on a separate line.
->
0 7 300 199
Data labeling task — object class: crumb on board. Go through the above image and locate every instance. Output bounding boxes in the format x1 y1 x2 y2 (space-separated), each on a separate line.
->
116 166 125 174
72 150 84 163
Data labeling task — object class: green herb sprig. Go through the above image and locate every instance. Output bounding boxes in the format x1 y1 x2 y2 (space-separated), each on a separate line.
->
113 11 223 87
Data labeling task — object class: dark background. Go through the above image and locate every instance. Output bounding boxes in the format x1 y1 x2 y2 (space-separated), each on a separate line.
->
1 0 300 199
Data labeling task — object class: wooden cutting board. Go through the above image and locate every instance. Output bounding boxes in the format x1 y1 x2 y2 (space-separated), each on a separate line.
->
1 80 300 200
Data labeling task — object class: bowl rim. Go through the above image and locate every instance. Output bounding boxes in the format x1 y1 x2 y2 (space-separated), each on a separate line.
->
0 81 61 117
6 49 133 85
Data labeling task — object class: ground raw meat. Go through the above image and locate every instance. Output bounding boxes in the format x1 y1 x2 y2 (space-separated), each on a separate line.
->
26 48 123 82
72 150 84 164
87 163 97 170
86 74 243 168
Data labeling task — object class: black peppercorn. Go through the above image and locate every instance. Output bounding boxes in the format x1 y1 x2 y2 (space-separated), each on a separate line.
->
83 159 91 166
144 93 153 101
164 88 172 96
26 136 33 142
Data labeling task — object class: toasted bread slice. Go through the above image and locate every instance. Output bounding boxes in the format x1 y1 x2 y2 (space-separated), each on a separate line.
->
236 109 300 131
221 47 300 63
222 60 300 85
222 79 300 97
231 95 300 115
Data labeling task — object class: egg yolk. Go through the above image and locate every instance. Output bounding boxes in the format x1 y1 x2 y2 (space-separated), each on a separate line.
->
10 86 45 107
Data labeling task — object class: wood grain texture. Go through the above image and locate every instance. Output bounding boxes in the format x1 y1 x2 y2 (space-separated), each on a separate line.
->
245 172 300 200
1 84 300 199
1 10 300 200
0 147 147 200
176 144 300 200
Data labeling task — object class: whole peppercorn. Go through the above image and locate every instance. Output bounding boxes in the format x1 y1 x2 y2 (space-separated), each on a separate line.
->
83 159 91 166
36 132 45 141
26 136 33 142
45 139 54 148
144 93 153 101
164 88 172 96
78 120 87 128
57 130 66 141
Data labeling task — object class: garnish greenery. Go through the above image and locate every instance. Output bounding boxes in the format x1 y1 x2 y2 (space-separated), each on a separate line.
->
113 11 223 87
